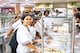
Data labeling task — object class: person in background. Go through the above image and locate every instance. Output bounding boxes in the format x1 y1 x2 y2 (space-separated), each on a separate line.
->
34 11 42 38
74 7 80 36
55 9 60 15
76 7 80 13
31 17 42 49
73 7 80 16
16 14 41 53
53 9 65 17
74 7 80 23
53 9 59 16
43 10 50 18
73 8 78 15
31 18 37 26
74 13 80 23
14 16 20 22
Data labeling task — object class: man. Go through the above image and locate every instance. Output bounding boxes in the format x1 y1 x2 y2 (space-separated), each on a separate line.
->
76 7 80 13
74 13 80 23
34 11 42 37
73 7 80 23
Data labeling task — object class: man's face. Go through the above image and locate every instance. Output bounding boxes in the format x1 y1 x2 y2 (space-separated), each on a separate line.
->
37 13 42 20
76 9 79 13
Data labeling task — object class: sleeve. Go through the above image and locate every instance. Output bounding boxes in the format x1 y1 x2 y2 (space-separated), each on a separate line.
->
35 22 41 32
30 27 36 39
35 22 42 36
17 26 32 45
11 19 21 29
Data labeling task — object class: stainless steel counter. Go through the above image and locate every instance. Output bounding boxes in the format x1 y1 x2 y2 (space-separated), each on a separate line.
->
0 33 6 53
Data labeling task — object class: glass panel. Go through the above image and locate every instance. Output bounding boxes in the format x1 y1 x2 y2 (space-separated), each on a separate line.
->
43 18 72 53
0 14 17 33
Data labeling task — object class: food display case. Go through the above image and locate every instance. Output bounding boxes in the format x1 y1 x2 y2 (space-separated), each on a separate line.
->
43 17 73 53
0 13 75 53
0 14 18 33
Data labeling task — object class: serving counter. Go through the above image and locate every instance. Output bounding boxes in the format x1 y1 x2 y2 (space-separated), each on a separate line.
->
43 17 73 53
0 33 6 53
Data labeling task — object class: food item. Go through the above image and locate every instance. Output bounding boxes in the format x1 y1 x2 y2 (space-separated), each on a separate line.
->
45 36 53 45
53 27 67 33
58 38 67 42
53 48 60 52
53 28 58 32
45 40 51 45
61 50 65 53
58 27 67 33
52 52 60 53
44 47 53 52
47 36 53 40
38 52 42 53
44 47 61 53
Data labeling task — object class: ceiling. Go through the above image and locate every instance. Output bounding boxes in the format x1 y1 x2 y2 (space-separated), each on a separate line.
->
0 0 80 7
34 0 80 3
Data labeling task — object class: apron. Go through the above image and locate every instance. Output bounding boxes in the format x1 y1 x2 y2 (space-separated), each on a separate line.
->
9 29 18 53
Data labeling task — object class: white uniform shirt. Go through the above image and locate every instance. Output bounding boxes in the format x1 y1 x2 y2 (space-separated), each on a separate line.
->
52 13 65 17
12 19 22 31
35 19 42 36
29 26 36 39
17 25 36 53
42 15 51 18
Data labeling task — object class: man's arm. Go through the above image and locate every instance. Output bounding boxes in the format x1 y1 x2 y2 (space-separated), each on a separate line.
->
36 31 41 39
6 27 14 36
4 27 14 39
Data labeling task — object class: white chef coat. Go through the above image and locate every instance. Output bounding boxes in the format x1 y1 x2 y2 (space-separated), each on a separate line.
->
29 26 36 39
16 24 36 53
35 19 42 36
52 13 65 17
42 15 51 18
12 19 22 31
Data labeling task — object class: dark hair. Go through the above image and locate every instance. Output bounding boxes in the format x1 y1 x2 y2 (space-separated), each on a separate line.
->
15 16 17 19
21 14 35 20
74 13 80 19
31 19 37 26
55 9 59 12
44 10 50 15
35 11 41 15
77 7 80 11
15 16 20 19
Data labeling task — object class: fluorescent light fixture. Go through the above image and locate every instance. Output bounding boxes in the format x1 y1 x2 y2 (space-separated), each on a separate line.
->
7 0 16 1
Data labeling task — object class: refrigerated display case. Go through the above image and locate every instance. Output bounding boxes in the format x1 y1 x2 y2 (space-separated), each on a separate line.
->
74 23 80 53
0 14 19 33
0 13 75 53
43 17 73 53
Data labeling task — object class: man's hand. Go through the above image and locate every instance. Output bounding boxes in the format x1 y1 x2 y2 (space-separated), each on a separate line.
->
36 47 42 53
4 35 9 40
